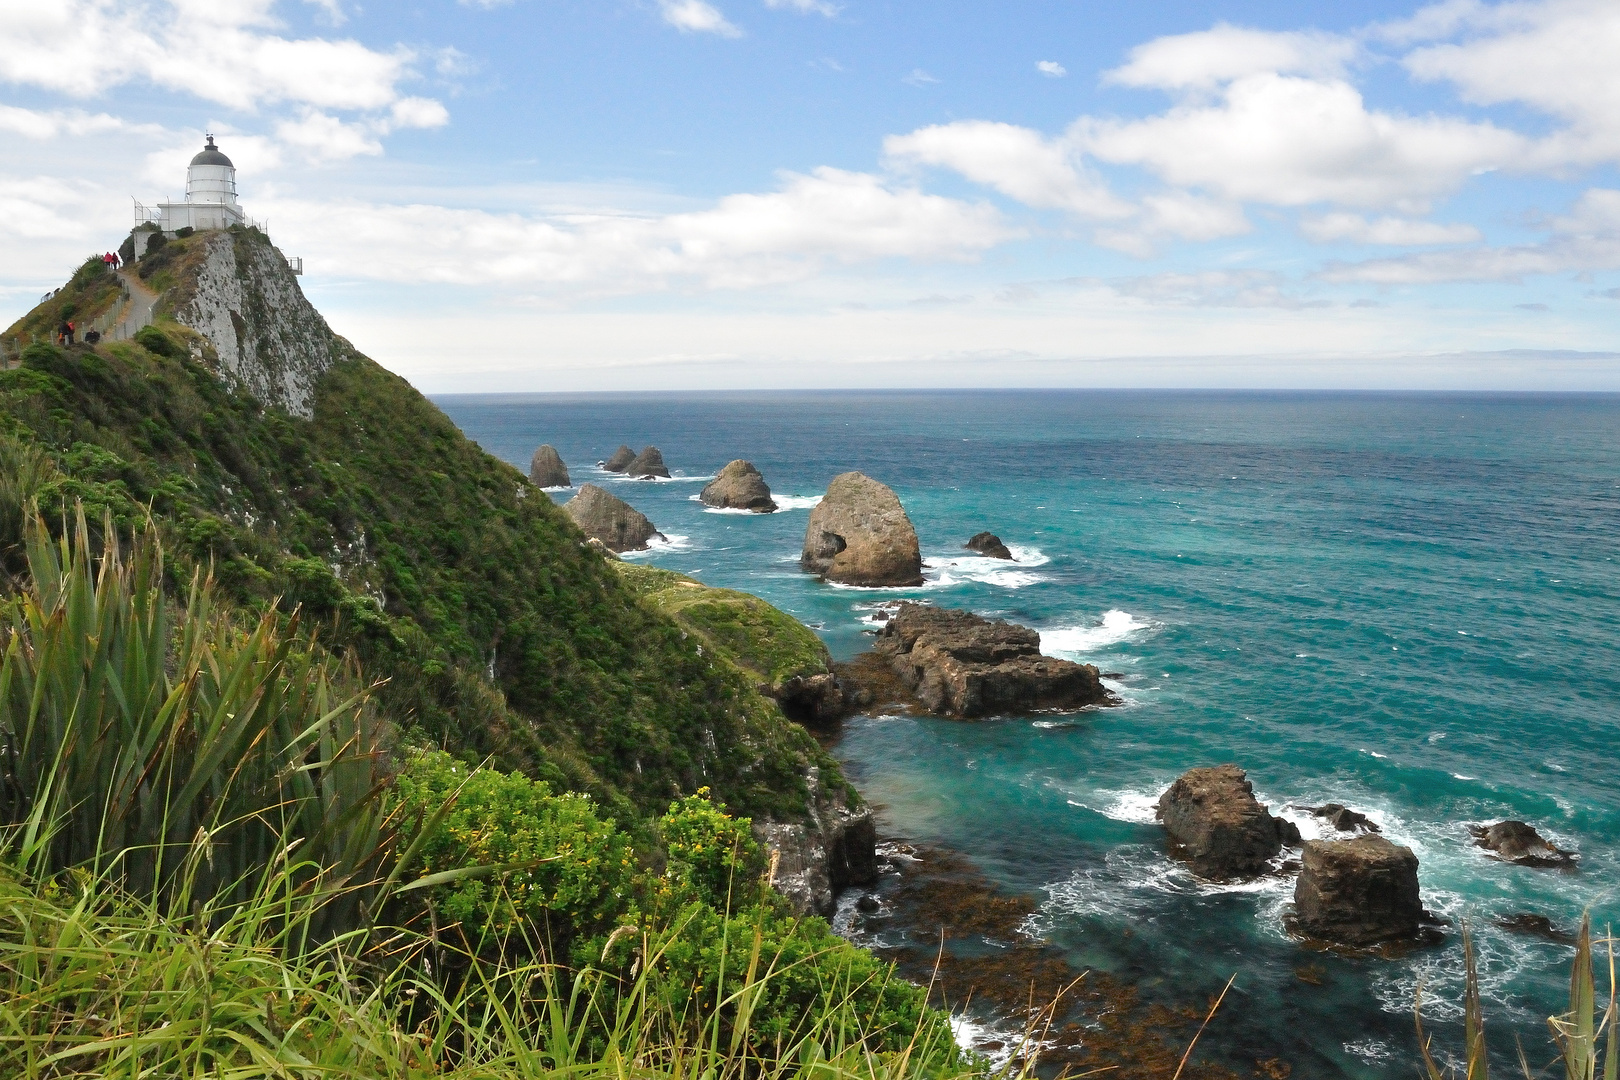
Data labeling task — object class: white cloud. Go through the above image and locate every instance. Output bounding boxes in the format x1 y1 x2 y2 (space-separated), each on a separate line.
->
0 0 443 146
1077 73 1525 211
764 0 838 15
1402 0 1620 165
885 121 1130 219
1301 212 1481 245
1320 187 1620 282
1095 192 1250 256
274 111 383 161
257 167 1014 291
903 69 939 87
658 0 743 36
0 105 134 140
1036 61 1067 78
1105 24 1358 92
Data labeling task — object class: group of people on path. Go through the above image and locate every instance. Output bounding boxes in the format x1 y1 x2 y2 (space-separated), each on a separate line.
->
55 320 101 346
100 251 122 270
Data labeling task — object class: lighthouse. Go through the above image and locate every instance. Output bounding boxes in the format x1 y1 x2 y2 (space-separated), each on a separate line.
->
148 135 247 234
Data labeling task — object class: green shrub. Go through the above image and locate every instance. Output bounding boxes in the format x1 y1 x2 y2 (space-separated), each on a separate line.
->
133 323 179 357
657 789 769 912
394 750 636 949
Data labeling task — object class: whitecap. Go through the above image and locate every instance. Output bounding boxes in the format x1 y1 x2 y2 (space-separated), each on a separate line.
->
922 554 1048 590
1041 610 1154 656
620 534 693 558
772 494 824 511
1090 788 1162 824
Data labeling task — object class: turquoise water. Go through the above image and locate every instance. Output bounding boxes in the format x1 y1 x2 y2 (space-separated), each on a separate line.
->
436 390 1620 1076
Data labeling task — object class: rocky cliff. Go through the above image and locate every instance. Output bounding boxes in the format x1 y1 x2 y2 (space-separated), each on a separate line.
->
167 229 347 419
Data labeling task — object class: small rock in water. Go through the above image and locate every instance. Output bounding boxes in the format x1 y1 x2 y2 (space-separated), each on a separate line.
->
700 459 776 512
856 893 881 913
1156 764 1300 880
1302 803 1380 833
602 444 636 472
563 484 663 552
626 446 671 479
1470 820 1577 868
965 531 1015 560
1293 835 1423 947
1495 913 1575 942
528 444 570 488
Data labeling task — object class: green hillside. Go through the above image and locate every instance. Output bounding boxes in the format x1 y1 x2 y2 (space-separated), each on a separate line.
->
0 232 842 830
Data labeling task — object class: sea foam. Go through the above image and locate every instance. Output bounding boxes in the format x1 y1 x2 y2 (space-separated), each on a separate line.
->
1041 609 1154 655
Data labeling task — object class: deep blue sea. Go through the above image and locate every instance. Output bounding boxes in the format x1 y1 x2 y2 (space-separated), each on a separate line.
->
435 390 1620 1077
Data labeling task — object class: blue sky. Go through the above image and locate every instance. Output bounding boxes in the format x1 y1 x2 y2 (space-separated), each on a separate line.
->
2 0 1618 390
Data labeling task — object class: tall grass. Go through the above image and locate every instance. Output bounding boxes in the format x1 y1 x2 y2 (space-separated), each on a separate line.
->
1419 915 1618 1080
0 512 983 1080
0 509 393 942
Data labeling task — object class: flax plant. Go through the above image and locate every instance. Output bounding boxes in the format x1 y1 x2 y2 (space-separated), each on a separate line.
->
0 508 393 942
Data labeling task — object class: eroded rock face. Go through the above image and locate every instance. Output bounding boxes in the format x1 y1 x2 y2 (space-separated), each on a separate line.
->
171 230 345 419
563 484 663 552
872 603 1109 718
701 459 776 512
529 444 570 488
1156 765 1300 880
1470 821 1577 868
627 446 671 479
966 532 1014 560
602 445 635 472
1293 836 1422 946
801 472 923 587
753 769 878 917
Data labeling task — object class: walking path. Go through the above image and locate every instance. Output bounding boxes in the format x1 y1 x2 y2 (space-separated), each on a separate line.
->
106 269 160 342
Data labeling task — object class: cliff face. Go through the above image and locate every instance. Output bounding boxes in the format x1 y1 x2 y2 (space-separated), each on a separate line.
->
169 231 344 419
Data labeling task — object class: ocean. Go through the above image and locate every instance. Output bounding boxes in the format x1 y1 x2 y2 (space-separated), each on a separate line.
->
435 389 1620 1077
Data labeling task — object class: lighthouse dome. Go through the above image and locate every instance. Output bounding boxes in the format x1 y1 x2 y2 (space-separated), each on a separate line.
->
189 139 234 168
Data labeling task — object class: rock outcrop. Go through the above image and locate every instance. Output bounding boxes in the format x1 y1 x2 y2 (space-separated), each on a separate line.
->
170 230 346 419
1156 765 1300 880
1293 836 1423 946
965 532 1014 560
801 472 923 587
753 769 878 917
529 444 570 488
627 446 671 479
870 602 1109 718
1470 821 1577 868
602 445 635 472
1301 803 1380 833
701 459 777 512
563 484 663 552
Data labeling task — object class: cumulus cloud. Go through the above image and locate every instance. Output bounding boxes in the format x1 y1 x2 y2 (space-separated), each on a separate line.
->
1105 24 1359 91
0 105 136 140
885 121 1130 219
257 167 1015 291
1077 73 1524 212
1095 192 1250 256
658 0 743 36
1300 212 1482 245
1319 187 1620 283
1401 0 1620 165
1036 61 1067 78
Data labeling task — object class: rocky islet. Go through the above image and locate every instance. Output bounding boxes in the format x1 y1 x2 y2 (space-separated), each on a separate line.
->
627 446 671 479
801 471 924 587
1155 764 1300 881
965 531 1015 560
563 484 664 552
701 459 777 512
528 444 570 488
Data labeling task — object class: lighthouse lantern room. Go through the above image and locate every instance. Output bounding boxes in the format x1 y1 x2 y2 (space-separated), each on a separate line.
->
143 135 247 235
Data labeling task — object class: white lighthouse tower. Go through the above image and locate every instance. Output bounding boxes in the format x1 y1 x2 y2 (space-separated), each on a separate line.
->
147 135 247 234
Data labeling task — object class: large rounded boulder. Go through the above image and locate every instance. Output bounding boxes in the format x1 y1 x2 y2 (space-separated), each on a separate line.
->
801 472 923 587
1156 764 1300 880
1293 836 1423 946
529 444 570 488
563 484 663 552
701 459 777 512
627 446 671 479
